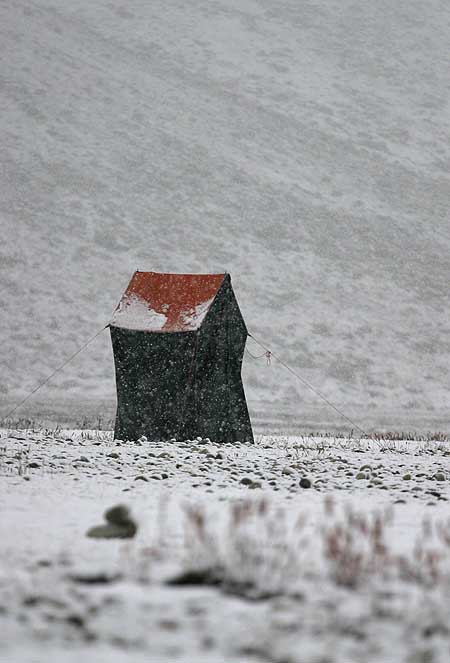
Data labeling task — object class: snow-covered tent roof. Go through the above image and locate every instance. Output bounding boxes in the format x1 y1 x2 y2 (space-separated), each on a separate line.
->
110 271 226 332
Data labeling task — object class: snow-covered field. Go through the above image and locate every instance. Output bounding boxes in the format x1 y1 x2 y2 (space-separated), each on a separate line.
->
3 429 450 662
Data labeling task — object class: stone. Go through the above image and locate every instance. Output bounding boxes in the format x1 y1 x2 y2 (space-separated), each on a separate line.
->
28 462 40 469
105 505 131 525
87 523 137 539
402 474 412 480
434 472 445 481
356 472 366 480
134 475 148 482
282 467 295 476
240 477 253 486
87 504 137 539
299 478 311 489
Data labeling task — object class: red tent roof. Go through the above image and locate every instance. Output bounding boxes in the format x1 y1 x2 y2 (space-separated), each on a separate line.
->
110 271 226 332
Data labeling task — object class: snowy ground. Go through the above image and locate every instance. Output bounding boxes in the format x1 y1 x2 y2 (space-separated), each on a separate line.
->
3 429 450 662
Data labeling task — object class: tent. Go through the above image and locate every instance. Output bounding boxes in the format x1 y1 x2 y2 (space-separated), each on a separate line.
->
109 271 253 443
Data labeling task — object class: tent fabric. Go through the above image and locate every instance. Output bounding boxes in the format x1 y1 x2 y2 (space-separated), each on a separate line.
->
110 272 253 443
111 271 225 332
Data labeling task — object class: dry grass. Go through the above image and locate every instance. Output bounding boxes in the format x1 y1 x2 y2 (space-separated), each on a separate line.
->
172 497 450 598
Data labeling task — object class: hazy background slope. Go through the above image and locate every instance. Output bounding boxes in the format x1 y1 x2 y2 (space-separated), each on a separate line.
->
1 0 449 431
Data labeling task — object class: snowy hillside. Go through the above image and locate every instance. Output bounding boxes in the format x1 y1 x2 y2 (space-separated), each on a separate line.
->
1 0 450 431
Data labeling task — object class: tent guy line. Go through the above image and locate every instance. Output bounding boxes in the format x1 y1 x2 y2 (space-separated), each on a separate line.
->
247 334 368 437
1 325 367 438
0 325 109 426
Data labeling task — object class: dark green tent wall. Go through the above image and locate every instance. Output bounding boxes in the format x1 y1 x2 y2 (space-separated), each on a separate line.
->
110 272 253 443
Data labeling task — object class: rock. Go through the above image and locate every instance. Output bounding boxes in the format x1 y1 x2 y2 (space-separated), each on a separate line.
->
105 505 131 525
240 477 253 486
282 467 295 476
87 521 137 539
28 462 40 469
134 475 148 482
359 465 372 471
78 456 89 463
107 452 120 459
356 472 367 480
69 573 121 585
299 478 311 489
434 472 445 481
248 481 261 489
87 504 137 539
403 474 412 480
161 473 169 479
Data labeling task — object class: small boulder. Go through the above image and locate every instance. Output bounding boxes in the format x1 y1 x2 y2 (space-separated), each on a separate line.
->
87 503 137 539
299 478 311 489
282 467 295 476
105 505 132 525
86 523 136 539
